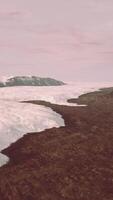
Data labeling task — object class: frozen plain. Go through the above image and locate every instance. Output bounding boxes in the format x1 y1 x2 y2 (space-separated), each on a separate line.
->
0 82 113 167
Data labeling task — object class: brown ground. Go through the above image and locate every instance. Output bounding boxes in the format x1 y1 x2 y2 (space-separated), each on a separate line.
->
0 88 113 199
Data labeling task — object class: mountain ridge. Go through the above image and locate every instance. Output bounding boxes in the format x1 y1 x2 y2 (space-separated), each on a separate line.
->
0 76 65 87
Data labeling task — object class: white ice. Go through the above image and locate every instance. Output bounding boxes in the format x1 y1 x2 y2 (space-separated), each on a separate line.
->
0 100 65 167
0 82 113 167
0 82 113 105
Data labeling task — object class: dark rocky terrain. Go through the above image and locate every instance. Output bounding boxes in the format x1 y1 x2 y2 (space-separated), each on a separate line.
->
0 88 113 199
0 76 65 87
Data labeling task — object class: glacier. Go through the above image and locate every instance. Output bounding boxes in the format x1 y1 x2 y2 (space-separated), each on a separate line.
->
0 82 113 167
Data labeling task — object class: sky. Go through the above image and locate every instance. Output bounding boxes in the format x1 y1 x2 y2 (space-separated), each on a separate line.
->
0 0 113 81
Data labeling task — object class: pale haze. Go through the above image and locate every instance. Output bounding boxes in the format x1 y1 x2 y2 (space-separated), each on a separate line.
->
0 0 113 81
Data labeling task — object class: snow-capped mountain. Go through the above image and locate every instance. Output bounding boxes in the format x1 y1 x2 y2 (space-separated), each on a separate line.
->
0 76 65 87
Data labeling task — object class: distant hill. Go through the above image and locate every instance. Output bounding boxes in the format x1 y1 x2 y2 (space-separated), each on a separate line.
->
0 76 65 87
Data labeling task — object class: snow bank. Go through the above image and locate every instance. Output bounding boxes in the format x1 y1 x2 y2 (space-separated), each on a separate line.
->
0 82 113 167
0 101 64 167
0 82 113 105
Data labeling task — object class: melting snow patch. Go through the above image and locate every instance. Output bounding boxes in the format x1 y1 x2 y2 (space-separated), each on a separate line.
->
0 153 9 167
0 101 64 167
0 82 113 166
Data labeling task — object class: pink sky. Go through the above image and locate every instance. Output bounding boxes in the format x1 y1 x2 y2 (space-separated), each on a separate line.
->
0 0 113 81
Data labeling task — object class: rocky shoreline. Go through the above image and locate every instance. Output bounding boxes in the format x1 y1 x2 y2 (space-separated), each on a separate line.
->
0 88 113 199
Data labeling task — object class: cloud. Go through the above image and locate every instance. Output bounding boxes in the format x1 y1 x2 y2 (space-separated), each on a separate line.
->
0 0 113 81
